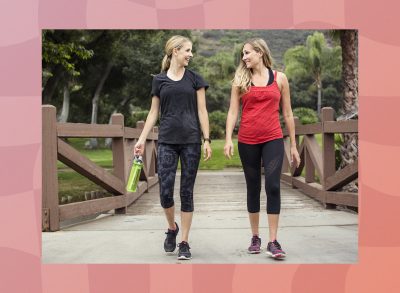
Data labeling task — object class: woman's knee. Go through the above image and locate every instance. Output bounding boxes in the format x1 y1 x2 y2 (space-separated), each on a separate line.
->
180 193 194 212
160 196 174 209
265 183 280 198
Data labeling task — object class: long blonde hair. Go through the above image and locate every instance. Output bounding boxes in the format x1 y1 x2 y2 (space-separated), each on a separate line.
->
161 35 192 72
233 38 274 94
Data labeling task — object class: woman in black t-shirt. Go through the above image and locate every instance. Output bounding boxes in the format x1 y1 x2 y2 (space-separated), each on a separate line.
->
134 35 212 260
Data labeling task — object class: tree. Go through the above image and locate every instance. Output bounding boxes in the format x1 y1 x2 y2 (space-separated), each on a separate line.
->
337 30 358 192
42 30 94 123
284 32 341 116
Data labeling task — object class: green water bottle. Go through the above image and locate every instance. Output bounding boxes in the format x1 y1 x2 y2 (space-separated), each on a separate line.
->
126 155 143 192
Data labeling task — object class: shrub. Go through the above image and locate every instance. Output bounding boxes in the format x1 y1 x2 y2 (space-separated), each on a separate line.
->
208 111 227 139
292 107 319 125
127 110 149 127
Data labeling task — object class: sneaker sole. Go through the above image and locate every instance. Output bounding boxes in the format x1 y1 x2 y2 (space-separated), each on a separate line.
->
247 250 261 254
177 255 192 260
266 251 286 259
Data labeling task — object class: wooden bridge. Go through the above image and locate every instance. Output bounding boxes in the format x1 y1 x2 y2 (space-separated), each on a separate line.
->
42 105 358 263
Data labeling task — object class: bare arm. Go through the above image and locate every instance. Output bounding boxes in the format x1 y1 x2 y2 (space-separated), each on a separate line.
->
134 96 160 155
224 86 241 159
197 88 212 161
279 72 300 167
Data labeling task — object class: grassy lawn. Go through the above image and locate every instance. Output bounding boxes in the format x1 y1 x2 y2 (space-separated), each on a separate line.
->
199 139 242 170
57 138 242 203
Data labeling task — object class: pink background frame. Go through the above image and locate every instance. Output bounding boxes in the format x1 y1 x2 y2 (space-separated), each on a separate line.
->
1 0 399 292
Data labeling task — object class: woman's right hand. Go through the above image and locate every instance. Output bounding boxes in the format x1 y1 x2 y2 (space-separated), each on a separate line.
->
224 140 234 159
134 140 145 156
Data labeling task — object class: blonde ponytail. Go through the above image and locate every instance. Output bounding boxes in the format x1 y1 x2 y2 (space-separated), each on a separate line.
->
160 35 191 73
161 54 172 72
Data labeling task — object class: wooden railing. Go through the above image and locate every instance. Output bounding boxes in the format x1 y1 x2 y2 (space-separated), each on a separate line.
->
42 105 158 231
281 107 358 208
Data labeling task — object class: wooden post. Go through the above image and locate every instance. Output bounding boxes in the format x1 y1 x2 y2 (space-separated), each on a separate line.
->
136 121 145 129
42 105 60 231
322 107 336 209
305 136 315 183
112 113 127 214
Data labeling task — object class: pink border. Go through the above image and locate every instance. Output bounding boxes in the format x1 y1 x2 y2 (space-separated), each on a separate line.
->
1 0 400 292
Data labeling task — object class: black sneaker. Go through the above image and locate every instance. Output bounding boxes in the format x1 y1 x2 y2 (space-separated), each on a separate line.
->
164 222 179 253
266 240 286 259
177 241 192 260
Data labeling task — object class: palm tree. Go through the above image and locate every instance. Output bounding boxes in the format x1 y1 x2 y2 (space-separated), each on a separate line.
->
331 30 358 192
284 32 341 116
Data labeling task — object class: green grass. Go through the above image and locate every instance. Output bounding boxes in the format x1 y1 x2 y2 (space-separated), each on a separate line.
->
57 138 242 202
58 138 242 171
199 139 242 170
57 138 113 169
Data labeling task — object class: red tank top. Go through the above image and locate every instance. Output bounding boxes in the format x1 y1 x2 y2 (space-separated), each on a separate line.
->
238 70 283 144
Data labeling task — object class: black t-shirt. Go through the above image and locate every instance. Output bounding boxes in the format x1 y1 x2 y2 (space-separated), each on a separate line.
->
151 68 209 144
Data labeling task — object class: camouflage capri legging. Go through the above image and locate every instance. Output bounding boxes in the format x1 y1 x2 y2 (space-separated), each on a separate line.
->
157 143 201 212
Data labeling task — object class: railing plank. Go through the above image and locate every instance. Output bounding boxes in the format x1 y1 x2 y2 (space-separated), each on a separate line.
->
292 139 305 176
292 177 324 202
124 128 158 140
325 191 358 207
325 160 358 191
324 120 358 133
283 123 322 136
57 123 123 137
304 135 323 179
57 138 125 194
59 196 126 221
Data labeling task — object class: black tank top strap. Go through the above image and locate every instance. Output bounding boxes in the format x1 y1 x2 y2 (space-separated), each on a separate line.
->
250 67 275 86
267 67 274 85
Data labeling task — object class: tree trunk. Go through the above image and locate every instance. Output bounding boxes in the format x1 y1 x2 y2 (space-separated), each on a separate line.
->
42 66 62 104
86 61 113 149
58 84 70 123
339 30 358 192
317 80 322 117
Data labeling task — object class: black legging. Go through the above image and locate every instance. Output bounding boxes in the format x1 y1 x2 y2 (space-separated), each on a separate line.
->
238 138 284 214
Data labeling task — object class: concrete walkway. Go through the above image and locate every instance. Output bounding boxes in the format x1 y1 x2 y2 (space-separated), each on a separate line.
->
42 170 358 264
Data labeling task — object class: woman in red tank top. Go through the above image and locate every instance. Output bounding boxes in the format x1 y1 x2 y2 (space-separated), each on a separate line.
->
224 38 300 259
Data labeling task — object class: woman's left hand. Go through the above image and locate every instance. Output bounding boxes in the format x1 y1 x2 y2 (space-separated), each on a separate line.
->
290 145 301 168
203 141 212 161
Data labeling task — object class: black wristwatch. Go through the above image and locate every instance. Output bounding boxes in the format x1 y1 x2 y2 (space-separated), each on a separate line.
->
203 138 211 144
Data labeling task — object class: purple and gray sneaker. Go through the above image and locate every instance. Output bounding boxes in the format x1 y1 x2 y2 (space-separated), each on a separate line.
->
248 235 261 254
266 240 286 259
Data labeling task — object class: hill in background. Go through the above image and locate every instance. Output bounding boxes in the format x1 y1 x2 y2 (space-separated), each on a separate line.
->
193 29 328 69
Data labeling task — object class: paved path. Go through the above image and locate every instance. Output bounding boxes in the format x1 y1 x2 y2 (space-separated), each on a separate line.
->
42 170 358 264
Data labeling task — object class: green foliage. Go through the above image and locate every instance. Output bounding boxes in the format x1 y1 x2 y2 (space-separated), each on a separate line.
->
192 51 235 112
208 110 227 139
126 110 150 128
292 107 319 124
284 32 342 113
42 30 94 77
43 30 342 125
